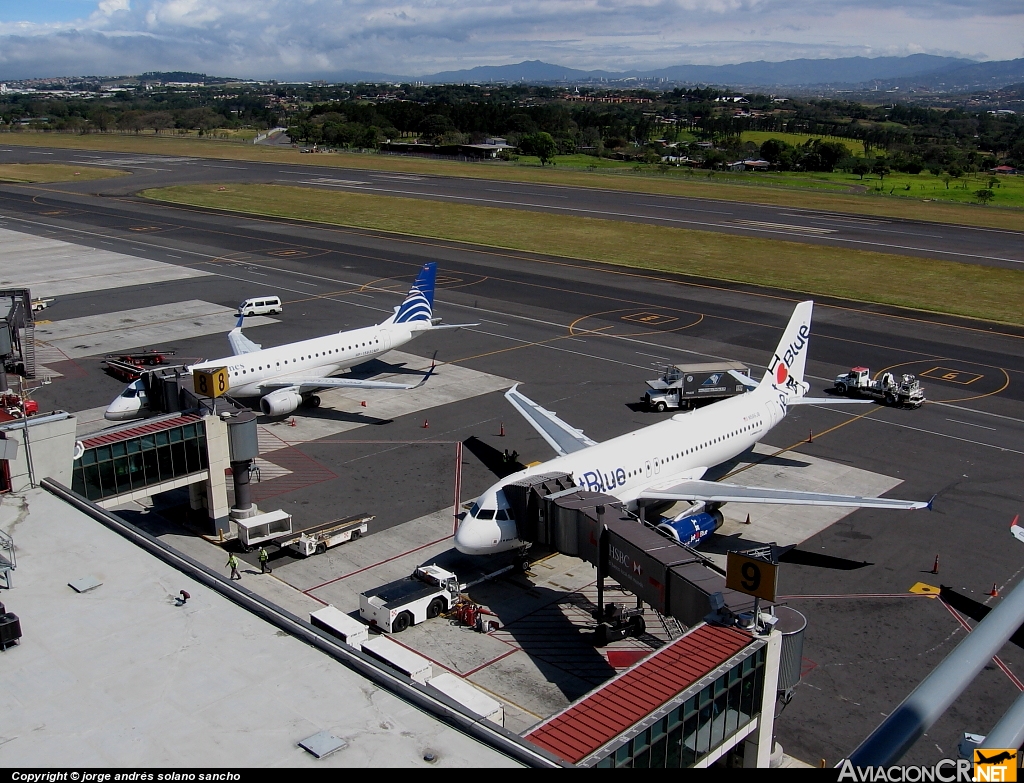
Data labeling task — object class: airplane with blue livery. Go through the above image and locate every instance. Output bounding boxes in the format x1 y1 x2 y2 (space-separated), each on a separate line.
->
455 300 933 556
105 263 471 421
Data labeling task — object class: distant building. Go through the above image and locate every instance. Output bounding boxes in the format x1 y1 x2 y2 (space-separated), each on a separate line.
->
727 159 772 172
990 165 1018 175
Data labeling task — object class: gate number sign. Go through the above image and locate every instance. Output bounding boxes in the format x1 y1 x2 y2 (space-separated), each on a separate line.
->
726 552 778 602
193 367 230 399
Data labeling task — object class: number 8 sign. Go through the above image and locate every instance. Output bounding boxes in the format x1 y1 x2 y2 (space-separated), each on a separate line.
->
193 367 230 399
726 551 778 602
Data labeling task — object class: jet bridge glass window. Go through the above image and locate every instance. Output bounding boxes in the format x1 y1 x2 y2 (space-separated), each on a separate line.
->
72 421 209 502
598 645 765 768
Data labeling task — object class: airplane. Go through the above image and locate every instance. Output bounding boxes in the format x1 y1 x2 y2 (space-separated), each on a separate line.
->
455 300 933 556
106 262 468 421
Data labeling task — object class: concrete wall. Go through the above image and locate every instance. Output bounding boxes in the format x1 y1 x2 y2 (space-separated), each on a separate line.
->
1 412 76 493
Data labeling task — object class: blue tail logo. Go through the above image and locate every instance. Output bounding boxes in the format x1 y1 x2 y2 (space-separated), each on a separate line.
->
394 263 436 324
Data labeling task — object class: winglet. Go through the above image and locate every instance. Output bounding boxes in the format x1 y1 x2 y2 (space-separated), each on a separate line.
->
413 353 438 389
927 494 937 511
235 311 245 329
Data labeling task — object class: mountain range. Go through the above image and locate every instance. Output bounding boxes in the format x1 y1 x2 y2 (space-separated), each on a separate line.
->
333 55 1024 92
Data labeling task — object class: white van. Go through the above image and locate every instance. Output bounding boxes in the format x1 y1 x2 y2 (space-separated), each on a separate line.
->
238 295 283 316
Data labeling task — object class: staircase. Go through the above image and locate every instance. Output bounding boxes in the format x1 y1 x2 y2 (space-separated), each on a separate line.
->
655 609 685 641
22 324 36 379
0 528 15 589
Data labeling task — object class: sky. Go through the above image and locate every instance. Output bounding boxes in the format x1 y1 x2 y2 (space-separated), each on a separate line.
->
0 0 1021 81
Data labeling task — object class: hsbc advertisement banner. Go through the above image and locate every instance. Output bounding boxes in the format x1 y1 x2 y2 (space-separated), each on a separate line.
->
604 519 691 614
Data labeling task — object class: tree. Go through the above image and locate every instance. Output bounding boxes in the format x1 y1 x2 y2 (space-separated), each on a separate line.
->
872 159 891 181
975 189 995 205
519 131 557 166
852 160 870 180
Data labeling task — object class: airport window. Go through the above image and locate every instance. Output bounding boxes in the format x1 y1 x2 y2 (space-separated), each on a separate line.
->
600 646 765 768
73 422 209 502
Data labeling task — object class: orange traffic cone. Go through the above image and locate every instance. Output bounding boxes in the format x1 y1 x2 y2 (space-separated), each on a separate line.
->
360 401 367 407
499 422 505 437
931 554 940 575
289 418 297 427
990 583 999 597
808 429 814 443
744 514 752 525
422 419 429 428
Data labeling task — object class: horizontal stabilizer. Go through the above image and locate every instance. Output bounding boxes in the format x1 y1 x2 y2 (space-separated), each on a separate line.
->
728 369 758 389
642 478 930 510
786 397 873 405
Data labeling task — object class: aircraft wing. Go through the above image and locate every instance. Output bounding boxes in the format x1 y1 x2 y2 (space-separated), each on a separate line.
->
228 315 261 355
641 479 932 510
505 384 598 456
261 362 435 394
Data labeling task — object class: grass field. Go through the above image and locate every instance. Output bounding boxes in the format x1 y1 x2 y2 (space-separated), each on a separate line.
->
0 163 128 183
144 183 1024 326
4 132 1021 231
740 131 866 155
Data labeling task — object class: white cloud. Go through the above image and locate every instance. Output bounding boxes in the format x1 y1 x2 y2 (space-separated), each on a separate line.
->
0 0 1020 80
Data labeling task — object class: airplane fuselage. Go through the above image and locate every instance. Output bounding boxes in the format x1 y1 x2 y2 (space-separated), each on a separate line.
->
455 385 785 554
192 322 415 397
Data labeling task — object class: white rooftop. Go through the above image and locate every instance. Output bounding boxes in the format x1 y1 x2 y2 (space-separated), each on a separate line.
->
0 488 521 768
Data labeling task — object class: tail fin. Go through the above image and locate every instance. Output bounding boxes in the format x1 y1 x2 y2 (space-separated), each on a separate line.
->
760 301 813 394
391 263 437 324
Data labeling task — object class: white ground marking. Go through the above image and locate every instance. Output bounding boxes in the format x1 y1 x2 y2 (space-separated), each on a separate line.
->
35 300 275 359
0 226 210 297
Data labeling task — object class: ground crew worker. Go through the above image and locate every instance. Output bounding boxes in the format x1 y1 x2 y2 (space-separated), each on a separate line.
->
226 553 241 580
259 546 271 574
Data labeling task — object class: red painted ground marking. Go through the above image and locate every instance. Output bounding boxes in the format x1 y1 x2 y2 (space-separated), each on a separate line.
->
940 600 1024 691
303 534 452 595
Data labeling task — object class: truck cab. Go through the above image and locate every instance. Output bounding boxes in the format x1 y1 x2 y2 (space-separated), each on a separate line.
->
834 366 871 394
359 565 462 633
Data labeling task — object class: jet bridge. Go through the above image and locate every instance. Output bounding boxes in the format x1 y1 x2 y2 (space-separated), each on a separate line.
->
501 473 765 629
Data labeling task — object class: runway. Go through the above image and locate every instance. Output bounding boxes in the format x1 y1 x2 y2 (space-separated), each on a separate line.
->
2 144 1023 269
2 153 1024 765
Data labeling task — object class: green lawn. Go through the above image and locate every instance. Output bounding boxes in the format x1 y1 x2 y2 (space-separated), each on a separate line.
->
144 183 1024 327
0 163 129 183
4 131 1021 231
741 131 865 155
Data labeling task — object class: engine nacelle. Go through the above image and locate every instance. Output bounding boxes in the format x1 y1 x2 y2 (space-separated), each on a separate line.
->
656 509 724 548
260 389 303 416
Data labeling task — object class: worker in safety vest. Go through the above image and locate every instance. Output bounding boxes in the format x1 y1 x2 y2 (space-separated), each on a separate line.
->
258 546 272 574
226 553 241 580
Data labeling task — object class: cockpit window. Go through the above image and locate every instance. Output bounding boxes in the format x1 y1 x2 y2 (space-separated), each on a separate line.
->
496 510 508 521
476 509 495 520
121 388 138 398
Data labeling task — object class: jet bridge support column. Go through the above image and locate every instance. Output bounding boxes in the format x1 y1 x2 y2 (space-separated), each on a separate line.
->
226 411 259 527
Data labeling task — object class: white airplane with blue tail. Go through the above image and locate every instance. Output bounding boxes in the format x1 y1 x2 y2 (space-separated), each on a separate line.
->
455 300 933 556
106 262 470 420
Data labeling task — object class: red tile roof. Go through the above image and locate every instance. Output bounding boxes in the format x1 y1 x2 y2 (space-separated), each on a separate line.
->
525 624 753 765
81 414 203 449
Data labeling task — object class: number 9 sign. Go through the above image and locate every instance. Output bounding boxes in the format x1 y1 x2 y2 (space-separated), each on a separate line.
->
726 551 778 602
193 367 230 399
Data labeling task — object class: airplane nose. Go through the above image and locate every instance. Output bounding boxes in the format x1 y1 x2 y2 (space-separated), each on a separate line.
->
454 518 492 555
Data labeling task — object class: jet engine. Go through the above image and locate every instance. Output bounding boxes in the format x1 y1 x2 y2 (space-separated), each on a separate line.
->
260 389 303 416
656 508 724 548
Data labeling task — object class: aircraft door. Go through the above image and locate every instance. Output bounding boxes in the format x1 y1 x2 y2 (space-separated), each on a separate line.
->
378 329 392 350
645 460 652 478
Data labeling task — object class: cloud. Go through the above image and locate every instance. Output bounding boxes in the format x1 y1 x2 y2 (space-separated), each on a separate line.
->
0 0 1020 80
